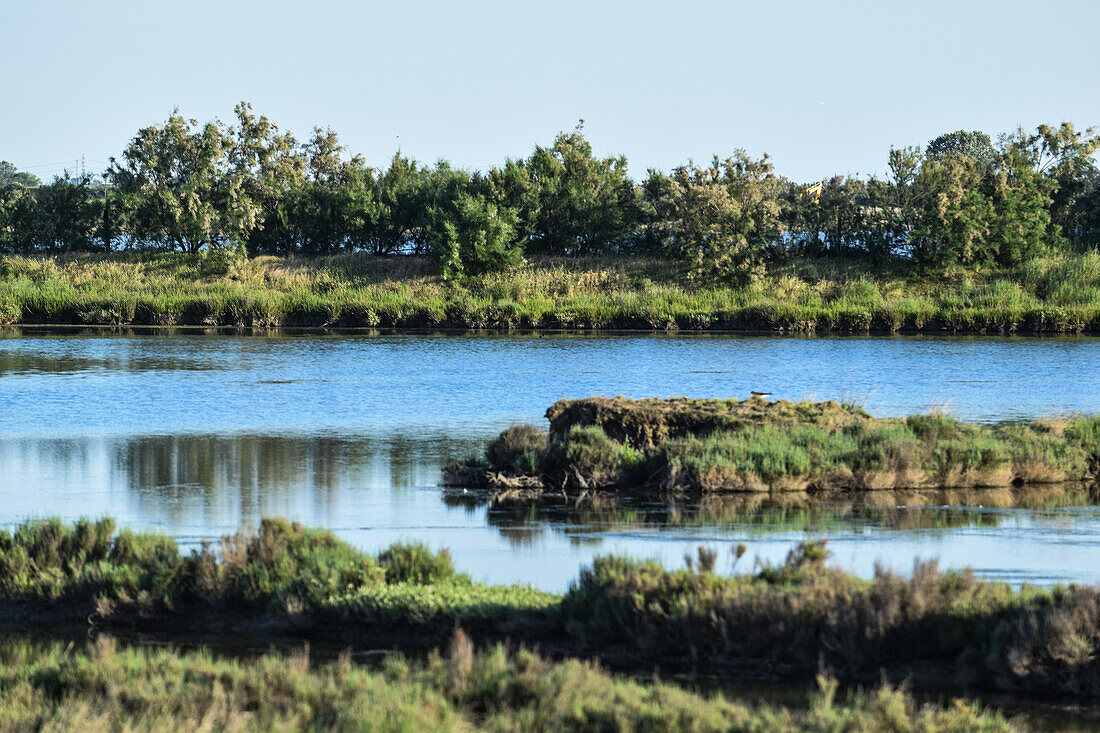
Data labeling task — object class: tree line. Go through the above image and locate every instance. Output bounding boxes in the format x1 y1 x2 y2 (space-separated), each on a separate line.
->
1 104 1097 282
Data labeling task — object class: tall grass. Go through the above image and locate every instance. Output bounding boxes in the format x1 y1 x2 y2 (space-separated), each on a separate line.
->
560 542 1100 698
0 636 1012 731
2 251 1100 330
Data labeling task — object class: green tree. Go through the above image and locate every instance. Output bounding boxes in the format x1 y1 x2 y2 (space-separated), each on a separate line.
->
911 155 996 266
1014 122 1100 247
428 190 522 279
521 123 638 255
0 185 31 251
35 175 101 251
649 152 781 285
230 102 307 256
0 162 39 188
989 135 1060 264
294 126 363 254
925 130 996 166
109 111 259 253
366 154 432 255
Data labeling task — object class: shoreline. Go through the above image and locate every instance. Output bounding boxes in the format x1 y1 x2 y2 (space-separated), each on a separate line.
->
3 251 1100 335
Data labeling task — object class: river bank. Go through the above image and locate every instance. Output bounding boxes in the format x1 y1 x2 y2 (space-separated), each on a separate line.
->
4 251 1100 332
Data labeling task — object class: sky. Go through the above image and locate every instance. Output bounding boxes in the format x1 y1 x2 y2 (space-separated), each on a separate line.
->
2 0 1098 183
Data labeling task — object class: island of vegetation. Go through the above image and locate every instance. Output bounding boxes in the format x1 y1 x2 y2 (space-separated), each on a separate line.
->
1 109 1099 332
445 395 1100 493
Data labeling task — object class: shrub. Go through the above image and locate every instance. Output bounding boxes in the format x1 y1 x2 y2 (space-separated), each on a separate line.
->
379 543 457 585
484 423 547 475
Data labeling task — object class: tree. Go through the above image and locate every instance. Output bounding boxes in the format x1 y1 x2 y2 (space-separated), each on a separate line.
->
649 152 781 285
989 136 1060 264
925 130 996 166
32 174 101 252
1009 123 1100 246
230 102 307 256
0 162 39 189
428 190 522 279
911 154 996 266
521 122 639 255
0 185 30 252
109 111 259 253
293 126 363 254
364 153 432 255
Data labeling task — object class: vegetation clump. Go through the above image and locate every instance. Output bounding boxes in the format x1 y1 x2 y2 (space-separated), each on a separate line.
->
0 517 554 634
448 396 1100 492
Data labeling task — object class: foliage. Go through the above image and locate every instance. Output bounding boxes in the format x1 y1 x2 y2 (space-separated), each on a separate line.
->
4 517 1100 703
429 189 523 279
925 129 997 166
0 162 39 188
463 396 1100 492
2 106 1098 286
485 423 547 476
508 121 639 256
648 152 780 285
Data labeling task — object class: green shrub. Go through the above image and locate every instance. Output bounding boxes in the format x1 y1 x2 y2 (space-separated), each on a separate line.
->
485 423 547 475
379 543 457 585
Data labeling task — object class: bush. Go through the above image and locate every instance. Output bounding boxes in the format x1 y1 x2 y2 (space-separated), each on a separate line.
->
546 425 643 488
484 423 547 475
379 543 457 584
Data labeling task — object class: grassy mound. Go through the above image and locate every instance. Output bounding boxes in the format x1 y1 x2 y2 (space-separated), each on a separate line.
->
449 396 1100 492
0 517 554 637
562 542 1100 698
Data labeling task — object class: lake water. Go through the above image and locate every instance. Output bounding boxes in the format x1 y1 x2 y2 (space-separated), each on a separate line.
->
2 329 1100 591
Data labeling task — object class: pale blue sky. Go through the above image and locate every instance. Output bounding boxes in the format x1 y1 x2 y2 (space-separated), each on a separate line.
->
2 0 1098 183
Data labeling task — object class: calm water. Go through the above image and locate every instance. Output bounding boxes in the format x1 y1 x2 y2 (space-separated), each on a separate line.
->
2 329 1100 591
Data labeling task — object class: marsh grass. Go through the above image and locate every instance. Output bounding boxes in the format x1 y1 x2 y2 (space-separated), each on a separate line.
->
560 542 1100 698
0 517 557 630
0 636 1013 731
461 397 1100 492
4 518 1100 701
2 251 1100 330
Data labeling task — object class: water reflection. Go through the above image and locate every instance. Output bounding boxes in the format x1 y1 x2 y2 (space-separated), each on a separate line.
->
446 485 1100 546
0 432 480 535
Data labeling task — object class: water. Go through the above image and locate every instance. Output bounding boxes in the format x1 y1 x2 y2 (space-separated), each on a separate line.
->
2 329 1100 591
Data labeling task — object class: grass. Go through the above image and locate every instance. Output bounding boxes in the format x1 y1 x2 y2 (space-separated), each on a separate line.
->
451 396 1100 492
2 250 1100 331
5 517 1100 703
0 636 1014 732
